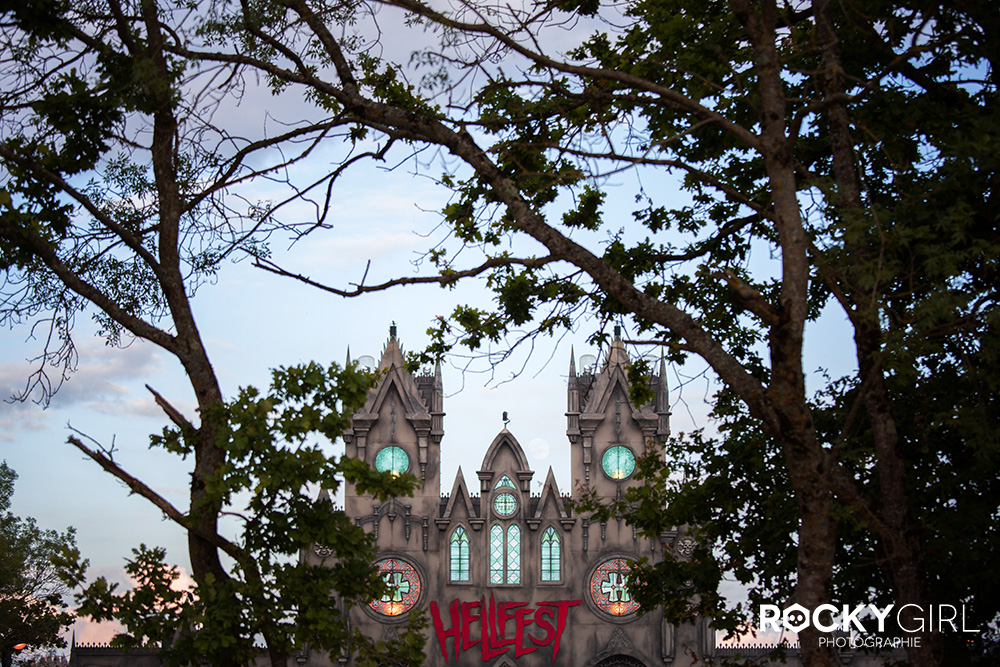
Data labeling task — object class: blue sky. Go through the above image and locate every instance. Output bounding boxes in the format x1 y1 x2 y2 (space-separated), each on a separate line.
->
0 88 857 647
0 156 740 643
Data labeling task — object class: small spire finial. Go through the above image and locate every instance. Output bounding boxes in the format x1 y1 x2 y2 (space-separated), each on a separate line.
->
614 324 621 338
503 411 510 428
390 322 397 338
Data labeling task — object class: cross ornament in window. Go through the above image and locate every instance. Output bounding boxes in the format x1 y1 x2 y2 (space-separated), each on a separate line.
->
601 572 631 602
381 571 410 602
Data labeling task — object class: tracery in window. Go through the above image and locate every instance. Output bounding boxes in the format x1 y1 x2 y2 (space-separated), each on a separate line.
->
450 527 470 582
493 492 517 517
368 558 421 617
494 474 515 489
540 526 560 582
489 523 521 584
490 524 504 584
506 525 521 584
589 557 640 617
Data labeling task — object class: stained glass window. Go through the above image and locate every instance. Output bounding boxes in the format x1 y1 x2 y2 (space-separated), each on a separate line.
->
374 446 409 475
494 475 515 489
490 524 504 584
489 523 520 584
541 527 560 581
450 527 470 582
506 524 521 584
601 446 636 480
368 558 421 616
589 558 640 617
493 492 517 517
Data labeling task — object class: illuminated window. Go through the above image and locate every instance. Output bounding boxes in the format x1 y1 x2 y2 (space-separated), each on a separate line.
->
489 523 521 584
450 527 470 582
368 558 421 617
601 446 636 480
374 446 409 475
490 524 504 584
540 527 560 581
493 492 517 517
589 557 640 617
494 475 515 489
507 525 520 584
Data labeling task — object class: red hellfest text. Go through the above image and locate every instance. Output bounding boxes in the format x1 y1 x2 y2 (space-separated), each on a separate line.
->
430 595 582 663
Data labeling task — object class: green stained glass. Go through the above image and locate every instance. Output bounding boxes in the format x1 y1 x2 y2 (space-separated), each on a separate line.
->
601 446 636 480
494 475 515 489
506 525 520 584
490 524 504 584
493 492 517 517
541 527 560 581
450 527 470 582
374 446 409 475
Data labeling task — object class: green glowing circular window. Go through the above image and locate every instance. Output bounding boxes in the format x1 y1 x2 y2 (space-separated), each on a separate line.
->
602 446 636 480
493 492 517 517
375 446 409 475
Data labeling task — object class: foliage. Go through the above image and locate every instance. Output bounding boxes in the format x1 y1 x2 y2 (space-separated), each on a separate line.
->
158 0 999 665
54 363 423 667
1 2 426 666
0 462 75 655
3 1 997 666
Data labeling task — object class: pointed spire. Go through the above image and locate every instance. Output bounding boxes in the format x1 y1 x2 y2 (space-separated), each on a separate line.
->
657 355 670 414
567 345 579 413
345 345 352 367
606 325 629 368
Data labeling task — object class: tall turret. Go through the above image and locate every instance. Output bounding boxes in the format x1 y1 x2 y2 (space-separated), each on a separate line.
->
566 327 670 498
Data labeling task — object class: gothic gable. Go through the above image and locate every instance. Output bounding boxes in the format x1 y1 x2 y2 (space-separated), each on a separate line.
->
477 429 533 493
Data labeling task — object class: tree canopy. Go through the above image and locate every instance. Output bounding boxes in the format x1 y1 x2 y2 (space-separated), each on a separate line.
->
0 461 74 658
2 0 997 666
161 0 994 665
0 2 423 665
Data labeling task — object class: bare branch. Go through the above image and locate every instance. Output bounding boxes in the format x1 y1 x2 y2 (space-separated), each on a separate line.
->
146 384 194 430
253 253 559 296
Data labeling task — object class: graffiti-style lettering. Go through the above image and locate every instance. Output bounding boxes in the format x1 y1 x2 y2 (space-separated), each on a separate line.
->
429 595 582 663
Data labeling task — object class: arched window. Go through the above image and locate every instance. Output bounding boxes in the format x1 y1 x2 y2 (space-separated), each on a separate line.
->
506 525 521 584
489 523 521 584
540 526 560 581
494 474 515 489
450 527 470 582
490 524 504 584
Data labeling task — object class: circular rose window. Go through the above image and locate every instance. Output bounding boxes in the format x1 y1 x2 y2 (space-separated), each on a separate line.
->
493 492 517 517
589 557 640 617
368 558 421 616
374 446 409 475
602 446 636 480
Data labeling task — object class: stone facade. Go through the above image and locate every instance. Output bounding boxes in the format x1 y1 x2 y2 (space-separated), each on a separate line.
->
69 328 901 667
318 326 700 667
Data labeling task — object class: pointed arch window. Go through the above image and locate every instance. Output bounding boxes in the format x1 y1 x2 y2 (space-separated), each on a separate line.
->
540 526 561 581
489 523 521 584
494 475 515 489
450 527 470 582
506 525 521 584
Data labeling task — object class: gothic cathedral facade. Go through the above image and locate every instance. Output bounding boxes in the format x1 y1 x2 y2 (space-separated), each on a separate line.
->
318 327 705 667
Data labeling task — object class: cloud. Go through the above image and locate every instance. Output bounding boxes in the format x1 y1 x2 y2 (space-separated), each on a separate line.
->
0 338 166 438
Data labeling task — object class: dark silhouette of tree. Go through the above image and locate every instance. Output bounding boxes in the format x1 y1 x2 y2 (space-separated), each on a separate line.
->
1 462 74 660
155 1 996 665
0 3 422 666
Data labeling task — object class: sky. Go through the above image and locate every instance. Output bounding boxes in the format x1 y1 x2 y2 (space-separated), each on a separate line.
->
0 154 740 645
0 173 852 650
0 19 857 648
